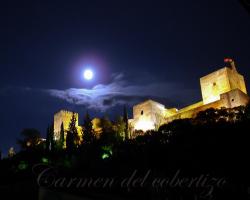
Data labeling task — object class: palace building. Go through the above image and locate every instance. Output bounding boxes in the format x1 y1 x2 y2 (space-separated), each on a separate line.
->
129 59 249 132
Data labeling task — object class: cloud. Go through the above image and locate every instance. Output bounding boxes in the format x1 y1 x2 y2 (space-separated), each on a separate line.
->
46 73 197 111
0 74 197 111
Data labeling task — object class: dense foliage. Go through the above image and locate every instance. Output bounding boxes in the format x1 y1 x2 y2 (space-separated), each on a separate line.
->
1 105 250 199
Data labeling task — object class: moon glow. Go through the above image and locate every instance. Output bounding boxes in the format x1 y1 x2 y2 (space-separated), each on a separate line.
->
83 69 94 80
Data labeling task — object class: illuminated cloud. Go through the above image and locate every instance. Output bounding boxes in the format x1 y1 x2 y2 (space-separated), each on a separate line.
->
47 73 197 111
0 74 197 111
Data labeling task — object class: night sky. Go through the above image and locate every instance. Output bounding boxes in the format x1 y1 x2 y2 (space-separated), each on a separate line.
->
1 0 250 155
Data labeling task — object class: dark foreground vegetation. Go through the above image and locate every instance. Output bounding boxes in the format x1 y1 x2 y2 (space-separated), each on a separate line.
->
0 105 250 200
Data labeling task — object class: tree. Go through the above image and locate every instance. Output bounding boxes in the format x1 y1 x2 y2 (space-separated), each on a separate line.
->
100 116 113 134
99 117 116 144
92 118 102 139
245 103 250 120
50 125 55 151
46 124 55 152
66 113 79 151
59 122 65 149
123 105 129 140
232 106 245 122
196 108 218 124
159 118 193 136
8 147 15 158
66 131 74 153
239 0 250 14
114 116 126 141
82 111 94 144
46 126 50 151
17 128 41 150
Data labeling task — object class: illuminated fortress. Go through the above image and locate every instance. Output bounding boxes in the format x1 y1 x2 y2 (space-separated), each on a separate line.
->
129 59 249 132
53 59 249 138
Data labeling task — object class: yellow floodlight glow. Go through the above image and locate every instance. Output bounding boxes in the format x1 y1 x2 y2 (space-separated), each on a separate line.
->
134 119 154 132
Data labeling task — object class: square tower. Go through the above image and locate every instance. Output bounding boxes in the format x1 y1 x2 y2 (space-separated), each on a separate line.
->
200 67 247 105
133 100 165 131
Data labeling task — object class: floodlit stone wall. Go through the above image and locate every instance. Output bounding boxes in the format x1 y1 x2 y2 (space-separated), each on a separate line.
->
54 110 79 140
200 67 247 105
130 65 249 132
132 100 165 131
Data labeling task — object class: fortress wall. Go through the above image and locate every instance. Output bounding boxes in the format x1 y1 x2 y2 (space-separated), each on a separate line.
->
164 89 249 124
220 89 249 108
165 99 225 123
133 101 152 121
227 69 247 94
177 101 203 113
238 75 247 94
165 108 178 118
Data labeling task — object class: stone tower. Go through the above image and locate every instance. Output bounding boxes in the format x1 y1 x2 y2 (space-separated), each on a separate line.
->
53 110 79 140
200 60 247 105
132 100 165 132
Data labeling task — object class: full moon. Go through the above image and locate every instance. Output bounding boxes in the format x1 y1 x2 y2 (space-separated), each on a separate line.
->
83 69 94 80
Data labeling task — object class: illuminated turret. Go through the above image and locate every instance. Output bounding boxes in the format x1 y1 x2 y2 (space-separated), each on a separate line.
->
200 59 247 105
